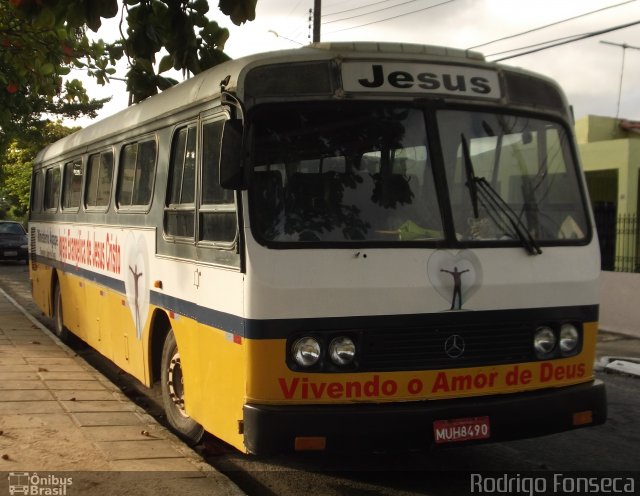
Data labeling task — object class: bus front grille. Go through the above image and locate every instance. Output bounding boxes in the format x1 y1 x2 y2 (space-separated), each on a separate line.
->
359 322 534 372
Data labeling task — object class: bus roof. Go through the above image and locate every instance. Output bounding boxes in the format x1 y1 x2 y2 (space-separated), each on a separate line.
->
34 42 541 166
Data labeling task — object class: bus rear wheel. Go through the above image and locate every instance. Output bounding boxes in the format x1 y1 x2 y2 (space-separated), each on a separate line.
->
160 329 204 445
53 283 69 341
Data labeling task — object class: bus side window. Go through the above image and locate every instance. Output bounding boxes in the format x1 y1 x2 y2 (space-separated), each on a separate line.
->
62 159 83 211
117 138 157 208
44 166 61 211
31 170 44 213
85 151 114 209
164 125 197 238
200 120 237 243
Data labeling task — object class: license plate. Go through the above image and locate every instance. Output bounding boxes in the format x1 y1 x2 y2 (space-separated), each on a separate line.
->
4 250 17 257
433 416 490 444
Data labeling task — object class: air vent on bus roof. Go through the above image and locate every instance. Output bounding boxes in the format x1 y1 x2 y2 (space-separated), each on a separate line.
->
308 42 485 61
245 61 333 99
504 71 565 111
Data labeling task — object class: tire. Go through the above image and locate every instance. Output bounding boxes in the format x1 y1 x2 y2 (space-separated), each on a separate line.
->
161 329 204 444
53 283 69 341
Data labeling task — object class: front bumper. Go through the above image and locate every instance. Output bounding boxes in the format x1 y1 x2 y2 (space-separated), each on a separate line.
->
0 247 28 262
243 380 606 454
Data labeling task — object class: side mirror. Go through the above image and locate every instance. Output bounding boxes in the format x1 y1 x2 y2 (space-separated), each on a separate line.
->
219 119 246 190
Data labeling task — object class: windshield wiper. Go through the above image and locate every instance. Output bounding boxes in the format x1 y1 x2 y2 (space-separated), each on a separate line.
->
475 177 542 255
460 134 541 255
461 134 479 218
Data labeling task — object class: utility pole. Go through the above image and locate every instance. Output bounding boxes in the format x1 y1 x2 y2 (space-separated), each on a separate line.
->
600 41 640 118
313 0 321 43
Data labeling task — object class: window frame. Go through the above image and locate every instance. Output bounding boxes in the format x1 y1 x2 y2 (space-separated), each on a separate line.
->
164 122 198 242
30 170 44 214
61 158 84 212
198 116 238 248
116 134 158 212
162 113 239 250
44 165 61 212
85 148 115 211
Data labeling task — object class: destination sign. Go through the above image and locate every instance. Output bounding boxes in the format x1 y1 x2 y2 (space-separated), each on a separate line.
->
341 61 501 99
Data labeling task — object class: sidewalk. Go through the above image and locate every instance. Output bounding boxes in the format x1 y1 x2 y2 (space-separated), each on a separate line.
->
0 287 244 495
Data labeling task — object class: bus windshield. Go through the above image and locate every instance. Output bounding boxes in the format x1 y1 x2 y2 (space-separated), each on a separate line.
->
250 102 444 243
439 110 588 244
249 103 588 246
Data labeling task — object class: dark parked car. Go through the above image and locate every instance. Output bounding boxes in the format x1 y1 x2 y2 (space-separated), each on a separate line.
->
0 221 28 263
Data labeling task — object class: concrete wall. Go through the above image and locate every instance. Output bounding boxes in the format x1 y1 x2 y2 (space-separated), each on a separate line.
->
575 115 640 216
600 271 640 337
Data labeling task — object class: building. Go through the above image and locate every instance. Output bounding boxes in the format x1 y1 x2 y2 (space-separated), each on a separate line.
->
575 115 640 272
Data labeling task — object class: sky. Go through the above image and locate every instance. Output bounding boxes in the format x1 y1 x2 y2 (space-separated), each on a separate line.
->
73 0 640 127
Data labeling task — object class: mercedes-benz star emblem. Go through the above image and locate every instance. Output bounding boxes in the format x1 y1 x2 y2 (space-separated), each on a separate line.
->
444 334 465 358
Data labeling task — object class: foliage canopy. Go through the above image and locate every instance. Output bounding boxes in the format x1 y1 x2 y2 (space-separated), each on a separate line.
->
0 0 257 220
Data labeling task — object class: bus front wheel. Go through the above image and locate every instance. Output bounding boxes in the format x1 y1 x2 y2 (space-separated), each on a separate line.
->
160 329 204 445
53 283 69 341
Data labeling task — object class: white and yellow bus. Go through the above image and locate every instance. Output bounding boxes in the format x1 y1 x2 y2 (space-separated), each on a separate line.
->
29 42 606 454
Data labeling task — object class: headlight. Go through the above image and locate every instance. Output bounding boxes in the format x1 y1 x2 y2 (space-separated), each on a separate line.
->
559 324 579 354
328 336 356 366
534 326 556 357
292 337 321 367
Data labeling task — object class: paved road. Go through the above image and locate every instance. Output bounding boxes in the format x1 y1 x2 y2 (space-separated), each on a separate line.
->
2 262 639 496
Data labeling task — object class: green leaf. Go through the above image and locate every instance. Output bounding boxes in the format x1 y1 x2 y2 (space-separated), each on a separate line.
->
218 0 257 25
34 8 56 29
39 63 55 76
135 58 154 74
98 0 119 19
158 55 173 74
193 0 209 15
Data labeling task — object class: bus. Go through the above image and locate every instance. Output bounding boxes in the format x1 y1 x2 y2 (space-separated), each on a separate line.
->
29 42 606 454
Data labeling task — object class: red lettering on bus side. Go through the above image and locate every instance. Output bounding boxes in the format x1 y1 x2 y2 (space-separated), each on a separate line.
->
278 376 400 400
345 381 362 398
327 382 343 399
364 375 380 397
278 378 298 399
381 380 397 396
432 371 499 393
432 372 450 393
451 374 472 391
310 381 326 399
540 362 586 382
408 378 423 395
506 365 532 386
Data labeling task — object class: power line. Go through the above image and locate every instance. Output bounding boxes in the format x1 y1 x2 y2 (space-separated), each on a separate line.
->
486 32 583 58
489 19 640 61
268 30 305 46
325 0 456 34
324 0 424 25
284 0 306 19
469 0 636 50
323 0 402 18
600 40 640 117
280 0 308 41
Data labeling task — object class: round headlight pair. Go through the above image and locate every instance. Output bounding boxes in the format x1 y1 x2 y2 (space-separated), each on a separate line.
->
533 326 556 356
533 324 579 358
292 337 321 367
559 324 579 354
292 336 356 368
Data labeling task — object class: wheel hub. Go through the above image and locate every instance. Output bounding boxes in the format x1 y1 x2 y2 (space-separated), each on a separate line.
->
167 351 188 418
